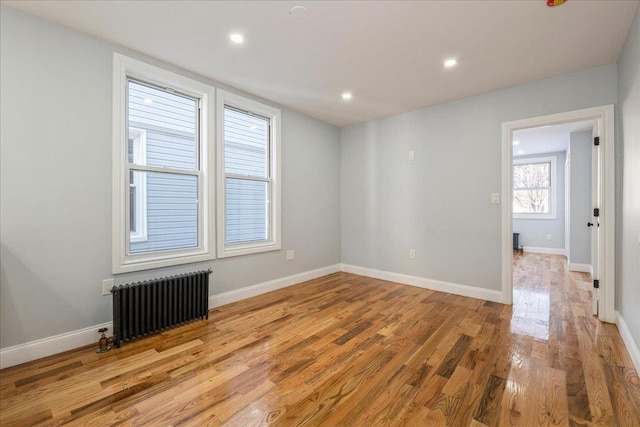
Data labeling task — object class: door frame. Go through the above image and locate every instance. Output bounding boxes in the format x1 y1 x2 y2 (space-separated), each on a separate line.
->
565 153 571 266
501 105 615 323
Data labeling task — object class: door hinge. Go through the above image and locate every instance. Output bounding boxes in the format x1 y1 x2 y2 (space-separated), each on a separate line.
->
594 136 600 146
594 208 600 217
593 279 600 289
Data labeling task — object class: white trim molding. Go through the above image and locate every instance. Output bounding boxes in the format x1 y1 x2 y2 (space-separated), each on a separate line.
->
341 264 505 303
567 263 593 274
1 263 505 369
615 312 640 374
0 323 112 370
502 105 615 323
0 266 341 370
209 264 341 308
522 247 567 256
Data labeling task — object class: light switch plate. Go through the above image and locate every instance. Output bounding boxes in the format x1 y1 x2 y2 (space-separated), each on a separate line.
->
491 193 500 204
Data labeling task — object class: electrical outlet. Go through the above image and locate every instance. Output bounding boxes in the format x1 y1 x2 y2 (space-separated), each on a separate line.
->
546 234 552 241
409 249 416 259
286 250 295 260
102 279 114 296
409 150 415 161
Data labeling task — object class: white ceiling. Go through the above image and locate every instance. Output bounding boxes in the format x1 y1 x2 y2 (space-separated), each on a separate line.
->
4 1 638 127
513 120 595 156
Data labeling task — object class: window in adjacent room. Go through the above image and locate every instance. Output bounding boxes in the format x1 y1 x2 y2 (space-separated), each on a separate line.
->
112 54 215 273
513 155 557 219
216 90 281 258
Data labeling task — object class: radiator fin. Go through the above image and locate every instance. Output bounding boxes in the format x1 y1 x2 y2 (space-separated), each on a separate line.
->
112 270 210 347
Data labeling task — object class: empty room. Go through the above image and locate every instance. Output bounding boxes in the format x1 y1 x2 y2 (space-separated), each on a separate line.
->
1 1 639 426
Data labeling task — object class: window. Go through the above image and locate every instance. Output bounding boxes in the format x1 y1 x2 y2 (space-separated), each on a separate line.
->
112 54 215 273
513 155 557 219
216 90 281 257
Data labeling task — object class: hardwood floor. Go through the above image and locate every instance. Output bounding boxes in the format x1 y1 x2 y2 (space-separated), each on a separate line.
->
1 254 639 426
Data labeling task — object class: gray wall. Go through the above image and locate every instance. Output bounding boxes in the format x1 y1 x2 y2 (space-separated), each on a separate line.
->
513 151 566 250
617 7 640 355
0 7 341 348
568 130 593 265
341 64 617 291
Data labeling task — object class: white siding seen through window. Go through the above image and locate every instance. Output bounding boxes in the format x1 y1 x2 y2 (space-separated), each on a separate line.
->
224 106 270 244
127 79 200 254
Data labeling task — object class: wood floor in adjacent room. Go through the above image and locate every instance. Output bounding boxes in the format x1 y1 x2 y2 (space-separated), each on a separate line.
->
1 254 639 426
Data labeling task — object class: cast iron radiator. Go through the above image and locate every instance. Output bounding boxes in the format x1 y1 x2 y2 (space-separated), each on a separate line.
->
112 270 211 347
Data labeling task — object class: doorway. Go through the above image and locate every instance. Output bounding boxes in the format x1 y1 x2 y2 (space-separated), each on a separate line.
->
501 105 615 323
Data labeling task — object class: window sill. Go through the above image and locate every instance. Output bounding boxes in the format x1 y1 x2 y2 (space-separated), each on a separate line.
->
218 241 281 259
513 213 557 220
113 250 214 274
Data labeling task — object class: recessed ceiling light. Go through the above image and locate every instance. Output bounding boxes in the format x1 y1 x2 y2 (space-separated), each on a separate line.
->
513 140 520 145
444 58 457 68
342 92 352 100
289 5 309 20
230 33 244 44
143 98 153 105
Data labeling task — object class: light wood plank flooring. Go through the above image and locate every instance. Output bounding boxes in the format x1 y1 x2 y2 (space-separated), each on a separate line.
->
1 254 639 426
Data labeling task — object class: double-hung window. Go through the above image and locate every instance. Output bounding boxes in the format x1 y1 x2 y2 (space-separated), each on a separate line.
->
513 155 557 219
216 90 281 257
112 54 215 273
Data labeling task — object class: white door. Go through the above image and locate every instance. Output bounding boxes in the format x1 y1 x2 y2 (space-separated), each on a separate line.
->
591 133 601 316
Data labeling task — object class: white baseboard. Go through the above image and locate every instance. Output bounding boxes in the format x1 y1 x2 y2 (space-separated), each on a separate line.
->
2 262 506 370
340 264 505 304
615 311 640 374
523 246 567 256
0 322 112 370
208 264 342 308
567 263 592 274
0 265 343 370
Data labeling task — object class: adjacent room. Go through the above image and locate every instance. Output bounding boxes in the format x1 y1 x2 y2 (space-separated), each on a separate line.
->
1 1 639 425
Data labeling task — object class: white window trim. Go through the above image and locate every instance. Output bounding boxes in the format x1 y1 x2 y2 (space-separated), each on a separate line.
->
112 53 215 274
128 127 147 243
216 90 281 258
513 155 557 220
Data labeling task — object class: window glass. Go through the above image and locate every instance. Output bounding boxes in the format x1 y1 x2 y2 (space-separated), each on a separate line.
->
513 162 551 214
223 106 271 246
126 79 200 254
129 171 198 254
223 107 269 177
225 178 268 244
128 80 198 170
